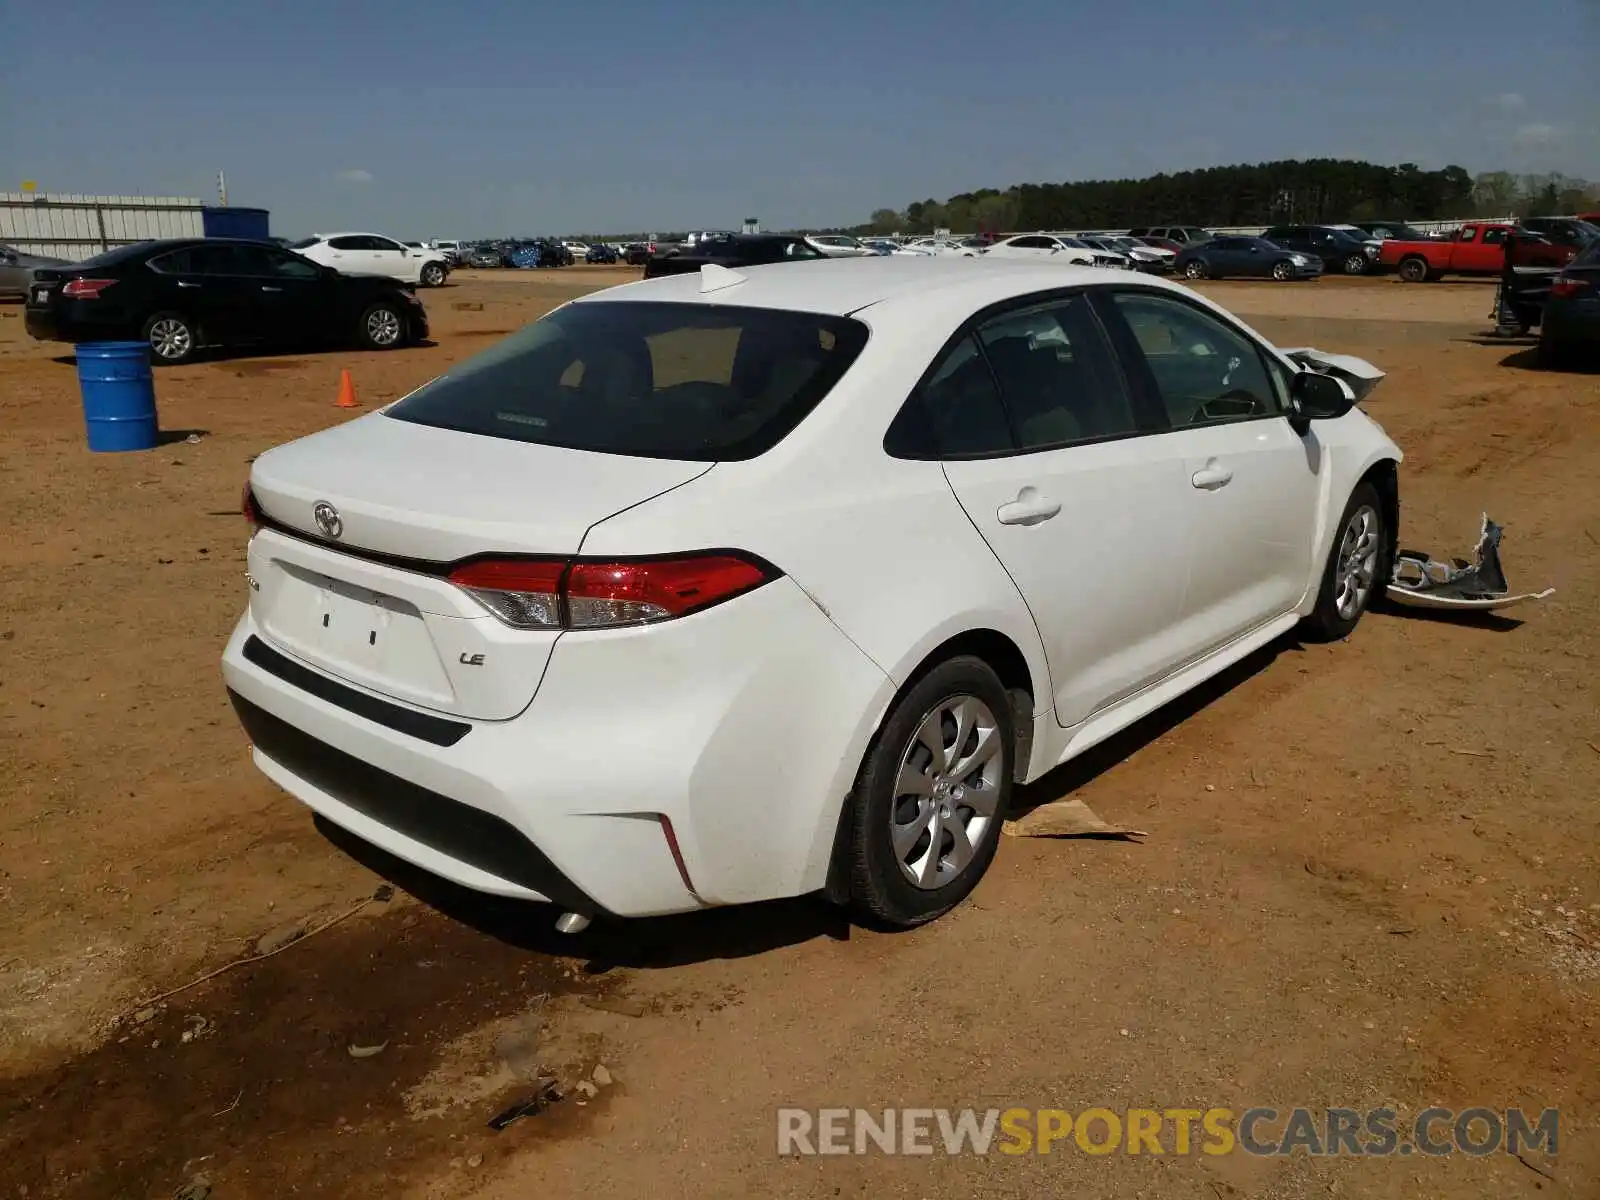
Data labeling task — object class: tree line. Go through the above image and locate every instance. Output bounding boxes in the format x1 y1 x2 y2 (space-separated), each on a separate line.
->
849 161 1599 236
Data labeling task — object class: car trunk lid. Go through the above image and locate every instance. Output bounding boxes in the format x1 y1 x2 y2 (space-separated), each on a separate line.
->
246 412 712 720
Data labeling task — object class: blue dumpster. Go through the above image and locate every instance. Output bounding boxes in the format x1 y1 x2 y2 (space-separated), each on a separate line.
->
77 341 159 452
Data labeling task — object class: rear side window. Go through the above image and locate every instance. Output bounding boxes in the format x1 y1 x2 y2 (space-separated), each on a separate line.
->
386 301 869 461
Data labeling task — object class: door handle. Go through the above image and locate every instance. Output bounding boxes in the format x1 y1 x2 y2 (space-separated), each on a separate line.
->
1191 463 1233 490
260 285 282 292
177 281 201 288
996 487 1061 526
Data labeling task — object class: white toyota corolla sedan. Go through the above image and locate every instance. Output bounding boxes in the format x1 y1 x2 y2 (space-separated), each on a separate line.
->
222 257 1400 931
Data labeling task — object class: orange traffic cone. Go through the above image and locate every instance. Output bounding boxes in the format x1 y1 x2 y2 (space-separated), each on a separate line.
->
335 369 359 409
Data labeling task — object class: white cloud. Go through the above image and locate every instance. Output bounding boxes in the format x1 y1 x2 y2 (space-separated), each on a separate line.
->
1493 92 1527 114
335 168 374 184
1513 122 1559 146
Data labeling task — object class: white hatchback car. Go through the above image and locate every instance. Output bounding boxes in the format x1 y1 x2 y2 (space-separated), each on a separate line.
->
291 233 450 287
223 257 1400 931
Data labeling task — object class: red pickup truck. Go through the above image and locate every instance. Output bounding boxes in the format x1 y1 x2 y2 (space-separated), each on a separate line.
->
1379 222 1575 282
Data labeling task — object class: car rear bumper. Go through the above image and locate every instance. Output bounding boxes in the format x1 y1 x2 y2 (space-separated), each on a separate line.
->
1542 296 1600 345
221 575 894 918
25 304 134 344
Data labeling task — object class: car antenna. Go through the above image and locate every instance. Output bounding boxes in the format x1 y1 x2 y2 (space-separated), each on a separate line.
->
699 263 746 293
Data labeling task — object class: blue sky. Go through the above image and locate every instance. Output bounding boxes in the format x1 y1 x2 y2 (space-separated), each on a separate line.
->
2 0 1595 238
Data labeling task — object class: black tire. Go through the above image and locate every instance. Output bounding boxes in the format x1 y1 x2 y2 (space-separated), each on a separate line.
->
357 301 406 350
1272 259 1294 281
845 656 1015 929
1343 253 1367 275
1397 256 1430 283
1184 259 1208 280
1302 482 1389 642
420 262 446 287
141 311 198 365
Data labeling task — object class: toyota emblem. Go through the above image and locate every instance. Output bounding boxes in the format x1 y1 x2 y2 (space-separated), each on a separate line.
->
312 500 343 540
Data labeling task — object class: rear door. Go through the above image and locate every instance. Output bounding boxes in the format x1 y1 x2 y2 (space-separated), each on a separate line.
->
149 244 261 341
1095 288 1320 658
1266 226 1309 256
322 235 380 277
934 292 1198 727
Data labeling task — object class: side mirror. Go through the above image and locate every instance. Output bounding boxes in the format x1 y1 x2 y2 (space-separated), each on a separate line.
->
1288 370 1356 434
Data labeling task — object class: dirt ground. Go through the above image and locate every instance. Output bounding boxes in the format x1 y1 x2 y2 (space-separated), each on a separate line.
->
1 266 1597 1200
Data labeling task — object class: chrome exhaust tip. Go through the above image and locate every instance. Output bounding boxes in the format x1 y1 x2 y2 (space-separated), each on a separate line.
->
555 911 592 934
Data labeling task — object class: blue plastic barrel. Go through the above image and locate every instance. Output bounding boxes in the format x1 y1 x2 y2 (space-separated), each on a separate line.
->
77 341 159 452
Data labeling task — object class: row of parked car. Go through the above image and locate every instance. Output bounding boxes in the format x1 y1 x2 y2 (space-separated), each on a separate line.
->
667 216 1600 285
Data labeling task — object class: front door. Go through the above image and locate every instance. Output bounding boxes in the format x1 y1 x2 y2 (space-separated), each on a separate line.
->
235 246 336 344
933 293 1199 727
1095 289 1321 659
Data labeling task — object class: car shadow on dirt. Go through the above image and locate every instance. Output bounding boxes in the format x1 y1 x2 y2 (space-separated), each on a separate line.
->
50 341 437 369
314 816 852 976
1498 346 1599 373
1007 633 1297 822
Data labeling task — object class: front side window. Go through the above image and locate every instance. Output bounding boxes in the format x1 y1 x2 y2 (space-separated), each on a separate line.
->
386 301 868 461
977 295 1138 449
265 249 322 279
1108 292 1279 429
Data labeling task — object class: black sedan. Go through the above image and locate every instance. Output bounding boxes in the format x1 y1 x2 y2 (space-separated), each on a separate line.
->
585 243 619 264
642 234 825 279
24 238 427 365
1261 225 1375 275
1174 236 1322 281
1539 236 1600 368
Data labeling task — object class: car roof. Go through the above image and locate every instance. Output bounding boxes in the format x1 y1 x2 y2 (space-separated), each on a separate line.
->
575 254 1183 317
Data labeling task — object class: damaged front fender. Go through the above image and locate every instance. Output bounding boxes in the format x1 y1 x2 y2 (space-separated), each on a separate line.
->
1387 514 1554 612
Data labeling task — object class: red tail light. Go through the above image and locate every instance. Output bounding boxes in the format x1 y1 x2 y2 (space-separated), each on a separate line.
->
62 278 116 299
448 553 776 630
1550 276 1591 300
242 484 262 532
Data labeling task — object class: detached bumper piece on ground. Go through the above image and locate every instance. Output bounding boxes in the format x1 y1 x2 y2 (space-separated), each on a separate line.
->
1386 515 1554 613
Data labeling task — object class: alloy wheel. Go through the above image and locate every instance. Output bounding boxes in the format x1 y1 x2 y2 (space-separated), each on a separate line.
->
367 308 401 346
1334 505 1381 621
890 695 1003 890
1273 261 1292 280
149 318 193 360
1185 261 1205 279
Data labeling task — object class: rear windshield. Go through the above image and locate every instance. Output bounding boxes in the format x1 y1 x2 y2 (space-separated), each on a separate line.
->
288 237 321 249
386 300 870 461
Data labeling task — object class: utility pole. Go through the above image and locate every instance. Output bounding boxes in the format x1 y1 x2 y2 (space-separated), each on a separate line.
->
217 170 228 207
